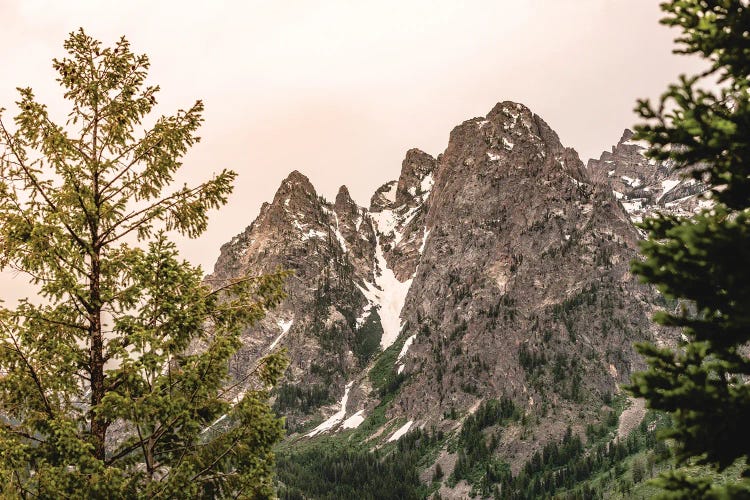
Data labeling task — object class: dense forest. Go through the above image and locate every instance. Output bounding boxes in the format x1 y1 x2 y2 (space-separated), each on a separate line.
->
275 399 681 499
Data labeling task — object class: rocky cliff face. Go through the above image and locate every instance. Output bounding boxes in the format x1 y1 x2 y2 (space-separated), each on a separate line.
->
209 102 679 472
380 104 672 469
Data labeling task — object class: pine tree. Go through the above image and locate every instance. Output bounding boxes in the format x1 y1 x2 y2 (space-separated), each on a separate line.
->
627 1 750 496
0 29 288 497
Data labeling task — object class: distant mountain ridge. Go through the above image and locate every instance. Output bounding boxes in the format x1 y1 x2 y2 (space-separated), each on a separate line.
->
587 128 708 222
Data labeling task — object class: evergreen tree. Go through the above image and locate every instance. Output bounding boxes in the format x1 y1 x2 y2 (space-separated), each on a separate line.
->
627 1 750 497
0 29 288 497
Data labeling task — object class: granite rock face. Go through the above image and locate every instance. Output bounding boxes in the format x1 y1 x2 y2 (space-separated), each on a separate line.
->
389 104 662 452
208 169 377 428
209 102 680 462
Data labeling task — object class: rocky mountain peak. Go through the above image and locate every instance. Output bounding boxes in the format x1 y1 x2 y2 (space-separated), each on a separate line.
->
394 149 436 207
272 170 318 207
281 169 314 189
619 128 635 144
485 100 561 147
334 185 358 217
438 101 580 182
208 170 326 283
265 170 329 236
610 129 649 164
426 102 589 232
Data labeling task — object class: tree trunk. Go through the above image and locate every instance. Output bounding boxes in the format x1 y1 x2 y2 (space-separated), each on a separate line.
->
90 252 106 461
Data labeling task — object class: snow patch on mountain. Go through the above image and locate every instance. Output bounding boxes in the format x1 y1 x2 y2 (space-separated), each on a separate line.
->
370 209 399 236
388 420 414 442
383 182 397 203
623 137 649 149
370 207 421 246
420 173 434 193
269 319 293 350
200 413 228 435
396 334 417 374
307 382 354 437
332 212 348 252
358 234 412 350
659 179 680 201
355 305 373 328
342 410 366 430
419 229 430 255
292 219 327 241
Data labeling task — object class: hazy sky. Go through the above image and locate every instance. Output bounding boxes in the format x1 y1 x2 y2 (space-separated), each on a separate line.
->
0 0 705 298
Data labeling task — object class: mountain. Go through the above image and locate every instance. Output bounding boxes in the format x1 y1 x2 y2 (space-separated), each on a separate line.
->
209 102 685 498
587 129 709 222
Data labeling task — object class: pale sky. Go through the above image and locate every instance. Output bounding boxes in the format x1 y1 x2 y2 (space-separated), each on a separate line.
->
0 0 706 300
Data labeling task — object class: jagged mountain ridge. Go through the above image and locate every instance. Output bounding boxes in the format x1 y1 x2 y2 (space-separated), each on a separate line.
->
209 101 678 485
587 129 709 222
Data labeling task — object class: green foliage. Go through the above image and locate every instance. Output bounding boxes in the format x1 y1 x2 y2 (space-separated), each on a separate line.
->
495 412 671 499
626 1 750 497
518 343 546 373
0 30 288 497
353 309 383 365
450 397 519 491
369 331 409 396
278 404 675 499
273 383 332 416
276 427 443 499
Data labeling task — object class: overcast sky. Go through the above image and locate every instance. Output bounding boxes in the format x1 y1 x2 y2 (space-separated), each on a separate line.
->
0 0 705 300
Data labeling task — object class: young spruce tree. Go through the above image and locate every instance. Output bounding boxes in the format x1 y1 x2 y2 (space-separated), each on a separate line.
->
0 30 287 498
628 1 750 497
